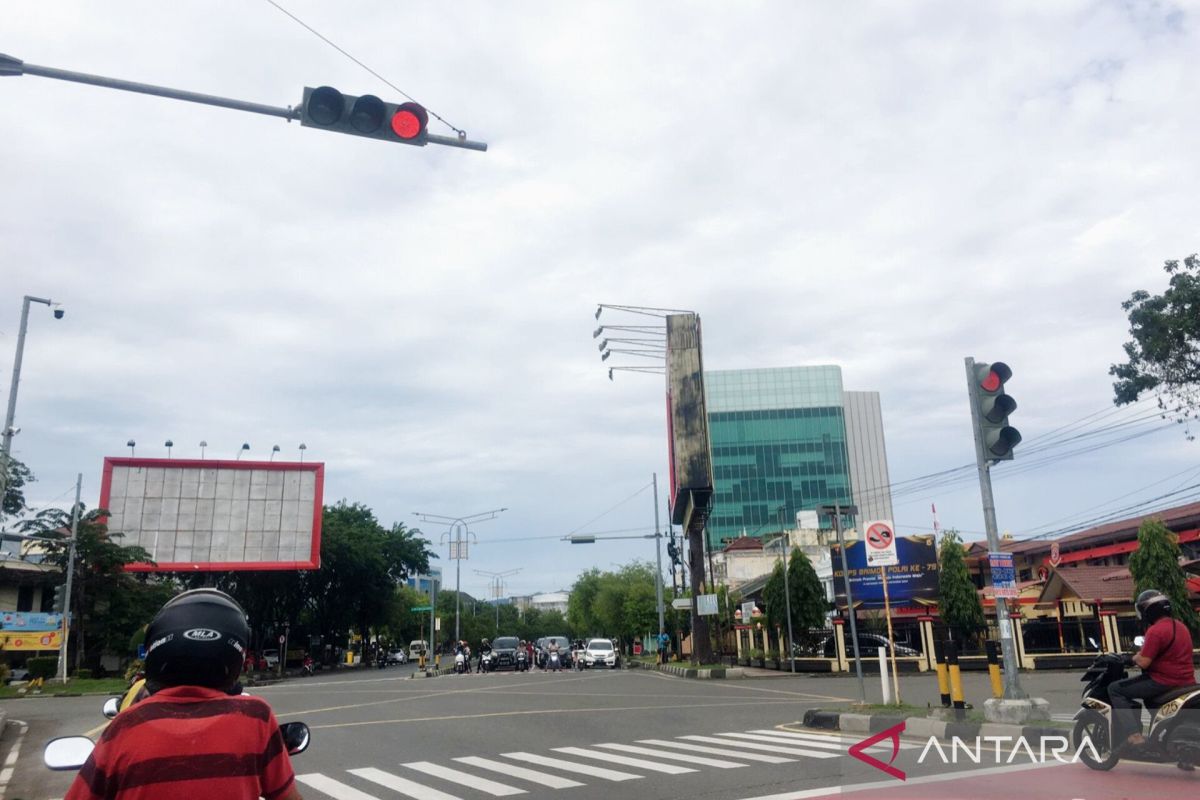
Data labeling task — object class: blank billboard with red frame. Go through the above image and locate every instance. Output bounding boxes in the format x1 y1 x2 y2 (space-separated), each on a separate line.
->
99 458 324 572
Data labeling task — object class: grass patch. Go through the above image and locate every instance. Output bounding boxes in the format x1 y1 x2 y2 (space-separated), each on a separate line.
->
0 677 127 699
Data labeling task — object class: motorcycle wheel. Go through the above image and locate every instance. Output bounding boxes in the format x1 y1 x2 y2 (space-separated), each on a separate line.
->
1074 713 1120 771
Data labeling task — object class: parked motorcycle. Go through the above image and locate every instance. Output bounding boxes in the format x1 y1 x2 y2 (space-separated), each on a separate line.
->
1073 636 1200 772
46 721 311 771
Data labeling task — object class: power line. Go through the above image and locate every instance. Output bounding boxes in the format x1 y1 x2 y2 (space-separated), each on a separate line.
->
263 0 465 137
566 482 653 536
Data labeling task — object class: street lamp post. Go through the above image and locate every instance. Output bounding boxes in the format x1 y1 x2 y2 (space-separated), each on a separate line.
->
1 295 62 504
475 568 520 635
414 508 506 643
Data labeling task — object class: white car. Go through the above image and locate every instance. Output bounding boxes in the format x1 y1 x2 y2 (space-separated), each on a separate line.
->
584 638 618 669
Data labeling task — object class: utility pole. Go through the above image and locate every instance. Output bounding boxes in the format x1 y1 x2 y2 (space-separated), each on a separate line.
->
56 473 81 683
777 505 796 674
475 569 520 636
652 474 665 638
821 503 866 704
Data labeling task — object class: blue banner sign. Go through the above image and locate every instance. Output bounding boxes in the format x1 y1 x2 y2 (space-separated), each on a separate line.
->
1 611 64 632
831 535 939 609
988 552 1018 599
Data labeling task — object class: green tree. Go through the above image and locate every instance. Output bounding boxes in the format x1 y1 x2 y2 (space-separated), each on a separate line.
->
1111 253 1200 438
937 529 985 639
19 504 175 670
1128 517 1200 633
1 457 34 519
762 550 829 651
567 569 603 637
303 501 433 647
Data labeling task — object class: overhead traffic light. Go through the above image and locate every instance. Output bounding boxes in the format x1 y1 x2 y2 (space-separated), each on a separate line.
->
299 86 428 146
972 361 1021 460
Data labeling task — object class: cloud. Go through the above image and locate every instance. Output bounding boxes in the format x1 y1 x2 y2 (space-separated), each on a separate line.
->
2 1 1199 596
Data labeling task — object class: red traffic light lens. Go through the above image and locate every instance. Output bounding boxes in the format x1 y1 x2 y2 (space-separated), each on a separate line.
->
981 370 1001 392
390 102 428 140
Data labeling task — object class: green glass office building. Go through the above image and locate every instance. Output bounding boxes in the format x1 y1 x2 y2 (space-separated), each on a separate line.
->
704 366 892 548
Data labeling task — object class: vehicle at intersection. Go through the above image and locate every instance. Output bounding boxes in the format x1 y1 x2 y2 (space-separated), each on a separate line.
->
492 636 523 671
538 636 572 669
584 638 619 669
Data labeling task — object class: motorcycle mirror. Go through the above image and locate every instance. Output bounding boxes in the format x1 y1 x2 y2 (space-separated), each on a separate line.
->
280 722 310 755
1133 635 1145 648
102 697 120 719
44 736 95 770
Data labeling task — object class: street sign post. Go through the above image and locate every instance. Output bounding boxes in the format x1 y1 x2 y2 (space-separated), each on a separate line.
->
671 598 692 610
696 594 719 616
864 520 899 567
410 605 433 612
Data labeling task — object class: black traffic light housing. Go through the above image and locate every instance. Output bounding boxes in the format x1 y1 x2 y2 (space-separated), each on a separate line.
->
300 86 429 146
972 361 1021 460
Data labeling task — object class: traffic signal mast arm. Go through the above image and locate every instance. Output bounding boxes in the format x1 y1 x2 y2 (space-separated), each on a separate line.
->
0 53 486 152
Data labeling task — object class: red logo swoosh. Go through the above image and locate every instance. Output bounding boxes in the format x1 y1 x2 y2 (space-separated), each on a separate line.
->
848 721 906 781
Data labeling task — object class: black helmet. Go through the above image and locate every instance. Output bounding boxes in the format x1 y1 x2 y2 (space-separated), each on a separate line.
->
1135 589 1172 623
144 589 250 689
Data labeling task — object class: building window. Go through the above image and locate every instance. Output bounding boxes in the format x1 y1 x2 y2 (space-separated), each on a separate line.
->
17 585 35 612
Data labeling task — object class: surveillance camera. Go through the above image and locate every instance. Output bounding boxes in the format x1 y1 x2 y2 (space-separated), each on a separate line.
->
53 308 64 319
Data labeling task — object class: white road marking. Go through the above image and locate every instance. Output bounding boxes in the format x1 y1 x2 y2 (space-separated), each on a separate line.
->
350 767 463 800
595 742 748 768
637 738 795 764
0 721 28 798
680 734 839 758
734 760 1063 800
296 773 386 800
501 751 641 781
755 729 919 750
552 746 695 774
453 756 584 789
401 761 525 796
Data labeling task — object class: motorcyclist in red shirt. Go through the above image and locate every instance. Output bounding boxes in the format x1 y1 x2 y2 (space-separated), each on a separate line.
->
1111 589 1197 747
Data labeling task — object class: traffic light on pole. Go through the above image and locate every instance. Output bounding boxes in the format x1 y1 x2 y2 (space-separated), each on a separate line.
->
299 86 428 145
973 361 1021 460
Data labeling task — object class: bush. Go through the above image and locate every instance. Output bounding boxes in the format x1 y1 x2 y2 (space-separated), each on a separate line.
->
0 663 10 684
27 656 58 680
74 668 93 680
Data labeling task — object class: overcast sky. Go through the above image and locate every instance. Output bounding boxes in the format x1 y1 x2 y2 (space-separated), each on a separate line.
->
3 1 1199 598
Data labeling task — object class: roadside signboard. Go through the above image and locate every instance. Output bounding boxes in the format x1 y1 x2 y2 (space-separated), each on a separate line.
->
671 598 692 610
101 457 324 572
410 605 432 612
741 601 756 620
989 552 1018 599
696 593 719 616
0 611 64 632
831 535 939 609
864 520 899 567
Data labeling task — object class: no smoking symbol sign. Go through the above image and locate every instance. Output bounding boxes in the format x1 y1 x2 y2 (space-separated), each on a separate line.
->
864 520 899 567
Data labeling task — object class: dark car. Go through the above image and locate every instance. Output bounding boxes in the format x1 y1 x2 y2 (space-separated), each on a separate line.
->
822 632 919 658
538 635 572 668
492 636 523 671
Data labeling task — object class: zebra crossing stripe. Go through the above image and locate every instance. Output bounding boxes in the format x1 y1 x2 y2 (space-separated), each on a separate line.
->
680 734 840 758
401 761 526 796
594 742 748 768
453 756 585 789
637 738 795 764
552 746 696 774
501 751 642 781
350 766 463 800
296 773 385 800
750 729 919 750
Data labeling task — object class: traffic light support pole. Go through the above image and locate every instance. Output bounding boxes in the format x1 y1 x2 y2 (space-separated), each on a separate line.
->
653 473 665 639
0 53 488 151
965 357 1026 700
